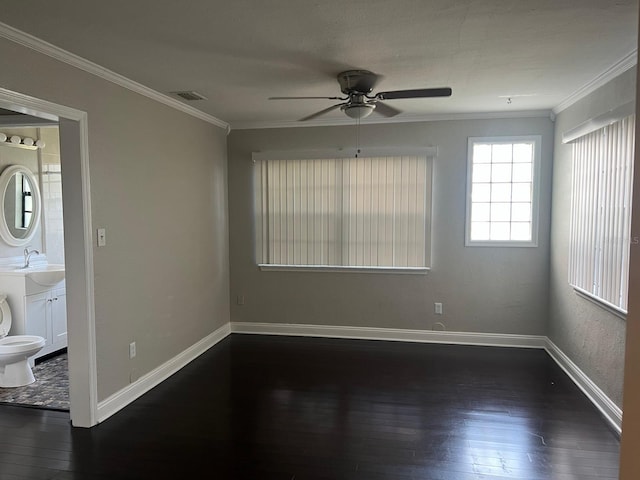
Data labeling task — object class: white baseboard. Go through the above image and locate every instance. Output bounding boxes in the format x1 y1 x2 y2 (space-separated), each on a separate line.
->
230 321 621 433
94 320 622 435
545 338 622 434
96 322 231 424
230 321 546 348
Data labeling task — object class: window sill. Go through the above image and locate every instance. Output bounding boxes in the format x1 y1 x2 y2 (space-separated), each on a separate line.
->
258 264 430 275
465 240 538 248
572 285 627 319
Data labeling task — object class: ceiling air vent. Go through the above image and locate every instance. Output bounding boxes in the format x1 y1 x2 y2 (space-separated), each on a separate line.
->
171 91 207 101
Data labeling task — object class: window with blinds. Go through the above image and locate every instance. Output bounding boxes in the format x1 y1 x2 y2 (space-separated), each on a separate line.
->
568 115 635 313
256 154 432 271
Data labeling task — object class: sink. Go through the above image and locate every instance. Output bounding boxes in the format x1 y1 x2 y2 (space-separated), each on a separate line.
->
17 264 66 287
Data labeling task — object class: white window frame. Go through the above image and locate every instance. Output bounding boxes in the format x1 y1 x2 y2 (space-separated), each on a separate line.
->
253 148 435 274
465 135 542 247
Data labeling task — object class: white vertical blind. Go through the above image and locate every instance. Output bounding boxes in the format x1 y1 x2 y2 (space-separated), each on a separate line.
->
258 155 432 268
569 115 635 312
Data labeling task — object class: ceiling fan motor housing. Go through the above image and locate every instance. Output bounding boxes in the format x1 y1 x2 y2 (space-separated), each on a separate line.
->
337 70 378 94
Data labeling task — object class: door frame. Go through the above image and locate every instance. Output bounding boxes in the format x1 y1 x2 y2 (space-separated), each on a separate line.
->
0 87 97 427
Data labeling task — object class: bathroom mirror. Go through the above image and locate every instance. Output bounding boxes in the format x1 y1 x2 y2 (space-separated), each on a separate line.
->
0 165 41 246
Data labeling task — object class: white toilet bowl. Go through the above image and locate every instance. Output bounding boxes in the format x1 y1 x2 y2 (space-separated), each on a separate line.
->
0 294 45 387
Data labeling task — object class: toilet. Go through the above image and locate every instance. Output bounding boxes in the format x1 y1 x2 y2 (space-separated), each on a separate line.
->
0 295 45 387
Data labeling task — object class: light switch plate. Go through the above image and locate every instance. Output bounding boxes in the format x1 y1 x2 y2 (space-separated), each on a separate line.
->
97 228 106 247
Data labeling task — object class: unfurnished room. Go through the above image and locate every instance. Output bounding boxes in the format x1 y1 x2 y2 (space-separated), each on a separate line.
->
0 1 638 479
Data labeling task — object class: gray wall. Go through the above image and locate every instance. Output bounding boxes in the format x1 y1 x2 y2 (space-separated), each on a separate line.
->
228 117 554 335
0 38 231 401
549 68 636 407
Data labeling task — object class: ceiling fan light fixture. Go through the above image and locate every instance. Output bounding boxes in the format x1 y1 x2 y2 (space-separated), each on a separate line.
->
269 69 452 122
342 103 375 119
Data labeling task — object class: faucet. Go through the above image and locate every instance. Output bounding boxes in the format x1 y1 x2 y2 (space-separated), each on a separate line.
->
22 248 39 269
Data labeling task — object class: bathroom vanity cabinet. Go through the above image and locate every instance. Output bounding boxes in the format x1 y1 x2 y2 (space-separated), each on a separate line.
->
0 265 67 362
24 286 67 358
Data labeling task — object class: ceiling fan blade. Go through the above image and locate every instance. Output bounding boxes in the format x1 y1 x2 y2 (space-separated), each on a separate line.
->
299 103 346 121
269 96 345 100
375 87 452 100
373 101 402 117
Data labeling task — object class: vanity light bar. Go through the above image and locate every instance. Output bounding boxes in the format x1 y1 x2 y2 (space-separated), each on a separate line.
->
0 133 45 150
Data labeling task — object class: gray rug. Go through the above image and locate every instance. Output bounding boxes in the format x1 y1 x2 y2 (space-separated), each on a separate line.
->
0 353 69 410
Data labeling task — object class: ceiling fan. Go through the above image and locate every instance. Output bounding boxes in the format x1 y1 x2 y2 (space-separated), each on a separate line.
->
269 70 452 121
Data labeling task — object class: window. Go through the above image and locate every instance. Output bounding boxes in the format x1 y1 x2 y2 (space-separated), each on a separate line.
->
466 136 541 246
254 151 433 271
568 115 635 313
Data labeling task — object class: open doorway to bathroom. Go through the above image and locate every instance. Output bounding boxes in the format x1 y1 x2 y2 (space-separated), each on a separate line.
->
0 115 69 410
0 88 96 428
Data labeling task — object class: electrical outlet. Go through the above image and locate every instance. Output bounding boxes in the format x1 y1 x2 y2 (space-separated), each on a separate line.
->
129 341 136 359
237 295 245 305
435 302 443 315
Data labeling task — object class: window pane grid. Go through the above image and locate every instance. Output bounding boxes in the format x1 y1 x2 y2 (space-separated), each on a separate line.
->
468 139 537 243
260 155 431 268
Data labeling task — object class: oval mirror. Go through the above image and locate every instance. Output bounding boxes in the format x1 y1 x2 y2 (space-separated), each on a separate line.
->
0 165 41 247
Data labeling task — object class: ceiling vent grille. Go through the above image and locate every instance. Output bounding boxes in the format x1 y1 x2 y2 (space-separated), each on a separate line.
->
171 91 207 101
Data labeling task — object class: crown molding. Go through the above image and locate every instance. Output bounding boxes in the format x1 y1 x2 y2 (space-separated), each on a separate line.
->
231 109 553 130
553 50 637 115
0 22 230 130
2 18 630 131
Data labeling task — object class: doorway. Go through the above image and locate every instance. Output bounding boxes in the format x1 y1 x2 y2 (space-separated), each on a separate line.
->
0 87 97 427
0 121 68 409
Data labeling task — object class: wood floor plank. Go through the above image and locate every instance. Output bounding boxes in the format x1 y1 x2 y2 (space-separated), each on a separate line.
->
0 335 620 479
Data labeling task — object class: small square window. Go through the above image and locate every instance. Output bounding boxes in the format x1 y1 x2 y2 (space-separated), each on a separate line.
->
466 136 540 247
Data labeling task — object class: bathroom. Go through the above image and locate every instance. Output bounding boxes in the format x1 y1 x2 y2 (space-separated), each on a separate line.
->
0 119 68 410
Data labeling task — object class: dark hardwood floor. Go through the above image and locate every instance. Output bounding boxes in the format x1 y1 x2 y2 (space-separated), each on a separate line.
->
0 335 620 479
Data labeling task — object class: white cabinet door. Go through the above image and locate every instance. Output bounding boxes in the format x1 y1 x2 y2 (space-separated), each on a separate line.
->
25 292 50 346
51 289 67 348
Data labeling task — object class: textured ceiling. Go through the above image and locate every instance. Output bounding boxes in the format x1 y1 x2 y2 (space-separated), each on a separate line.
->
0 0 637 128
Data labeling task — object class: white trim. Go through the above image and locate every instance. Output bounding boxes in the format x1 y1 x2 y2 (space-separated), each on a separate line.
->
465 135 542 248
573 286 627 319
77 111 98 427
553 50 638 115
229 322 622 434
233 110 553 130
252 147 438 162
230 322 546 348
0 87 81 121
96 323 231 424
0 165 41 247
562 101 635 143
0 22 229 130
258 264 429 274
545 338 622 434
0 88 98 427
